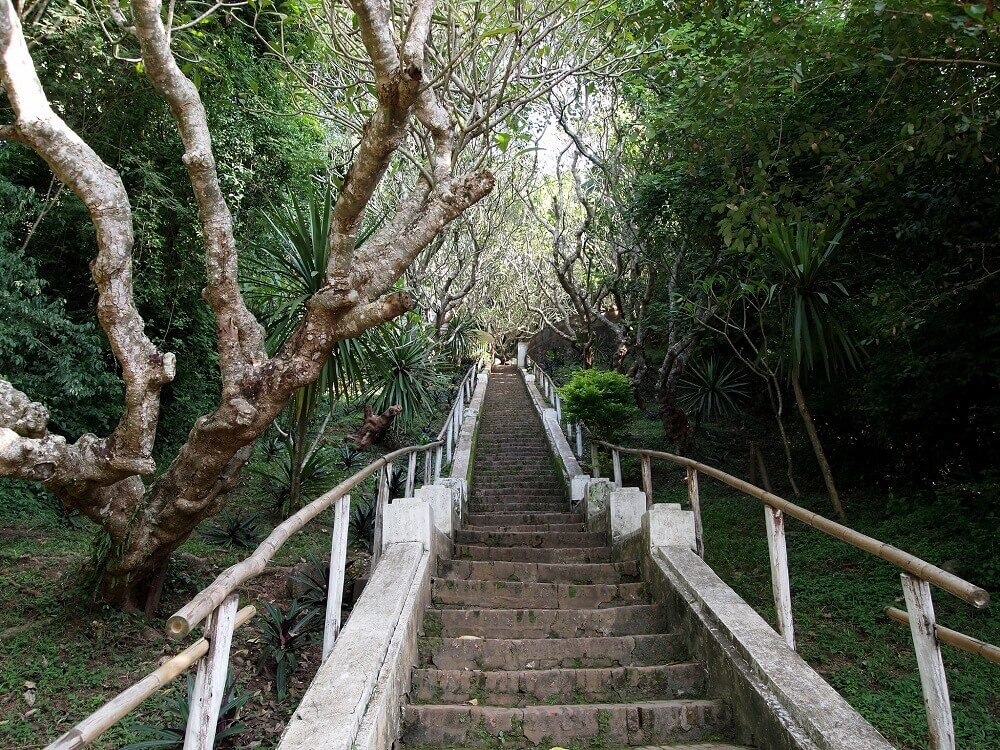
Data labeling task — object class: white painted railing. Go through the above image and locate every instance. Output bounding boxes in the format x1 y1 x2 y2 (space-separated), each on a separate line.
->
523 354 996 750
526 357 584 460
589 437 995 750
46 360 482 750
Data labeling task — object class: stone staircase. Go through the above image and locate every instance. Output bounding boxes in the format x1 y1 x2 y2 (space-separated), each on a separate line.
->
401 367 748 749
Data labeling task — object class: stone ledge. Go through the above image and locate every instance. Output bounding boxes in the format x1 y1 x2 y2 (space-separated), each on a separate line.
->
277 542 429 750
645 542 894 750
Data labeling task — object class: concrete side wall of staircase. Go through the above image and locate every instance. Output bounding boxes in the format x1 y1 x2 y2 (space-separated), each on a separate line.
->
277 373 490 750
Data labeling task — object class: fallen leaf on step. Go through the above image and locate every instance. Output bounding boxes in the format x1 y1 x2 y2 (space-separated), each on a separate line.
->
457 635 481 640
468 699 478 706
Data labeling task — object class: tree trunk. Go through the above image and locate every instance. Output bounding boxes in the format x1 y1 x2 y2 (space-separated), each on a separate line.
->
791 371 847 520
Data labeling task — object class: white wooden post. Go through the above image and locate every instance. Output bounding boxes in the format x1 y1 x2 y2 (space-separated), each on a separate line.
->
323 494 350 659
575 423 583 458
612 449 623 489
590 442 601 478
901 573 955 750
183 593 239 750
405 451 417 497
423 447 432 486
686 467 704 558
372 465 390 567
435 445 443 481
555 393 562 423
640 455 653 509
765 505 795 650
446 414 454 463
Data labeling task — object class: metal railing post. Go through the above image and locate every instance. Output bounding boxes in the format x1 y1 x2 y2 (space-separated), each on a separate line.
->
901 573 955 750
323 494 350 659
765 505 795 650
686 467 704 557
183 593 239 750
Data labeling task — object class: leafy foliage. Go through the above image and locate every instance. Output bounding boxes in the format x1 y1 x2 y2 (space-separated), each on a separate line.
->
348 496 378 552
255 600 319 701
558 368 636 439
250 440 338 516
677 357 748 423
363 321 449 428
201 513 263 550
121 672 248 750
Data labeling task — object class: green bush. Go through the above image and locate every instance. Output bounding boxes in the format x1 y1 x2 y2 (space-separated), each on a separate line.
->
558 369 636 439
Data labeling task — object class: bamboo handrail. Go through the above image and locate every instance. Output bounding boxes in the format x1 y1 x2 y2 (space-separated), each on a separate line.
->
48 605 256 750
592 440 990 609
166 441 442 639
885 607 1000 665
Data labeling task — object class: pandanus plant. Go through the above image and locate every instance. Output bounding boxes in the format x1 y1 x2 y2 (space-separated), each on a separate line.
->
763 219 860 520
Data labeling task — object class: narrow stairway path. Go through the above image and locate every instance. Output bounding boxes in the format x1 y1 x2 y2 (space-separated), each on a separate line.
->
403 366 749 749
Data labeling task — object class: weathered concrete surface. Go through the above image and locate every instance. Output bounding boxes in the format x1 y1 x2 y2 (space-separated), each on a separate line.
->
415 484 455 537
277 542 428 750
643 533 894 750
520 366 589 504
450 372 488 490
516 340 528 368
610 486 646 551
644 502 697 551
382 497 433 552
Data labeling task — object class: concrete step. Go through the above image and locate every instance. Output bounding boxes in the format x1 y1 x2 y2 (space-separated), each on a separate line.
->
472 489 566 498
410 663 706 706
402 700 732 747
419 634 684 670
464 523 587 533
464 512 584 526
468 502 570 513
424 604 667 638
437 559 639 584
454 545 612 564
455 530 607 548
432 579 647 609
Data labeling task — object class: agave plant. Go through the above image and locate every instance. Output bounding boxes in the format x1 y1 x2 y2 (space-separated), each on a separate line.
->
363 320 448 428
201 513 263 550
337 445 365 471
121 672 247 749
677 357 749 424
255 599 319 701
250 440 338 517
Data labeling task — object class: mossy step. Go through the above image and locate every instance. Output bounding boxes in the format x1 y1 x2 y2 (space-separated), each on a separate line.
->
418 633 684 671
410 663 706 707
432 578 647 610
402 700 732 748
423 604 667 638
436 559 639 585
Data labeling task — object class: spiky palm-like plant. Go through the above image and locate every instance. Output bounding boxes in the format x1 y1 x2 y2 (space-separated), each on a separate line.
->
764 219 859 520
677 356 749 425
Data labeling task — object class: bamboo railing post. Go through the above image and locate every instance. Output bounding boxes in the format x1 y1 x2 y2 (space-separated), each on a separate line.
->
575 423 583 458
183 593 239 750
686 467 704 558
764 506 795 650
405 451 417 497
323 494 351 659
901 573 955 750
590 442 601 478
641 455 653 509
612 449 623 489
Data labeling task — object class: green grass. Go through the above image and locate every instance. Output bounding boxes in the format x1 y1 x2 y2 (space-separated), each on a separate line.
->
606 416 1000 750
